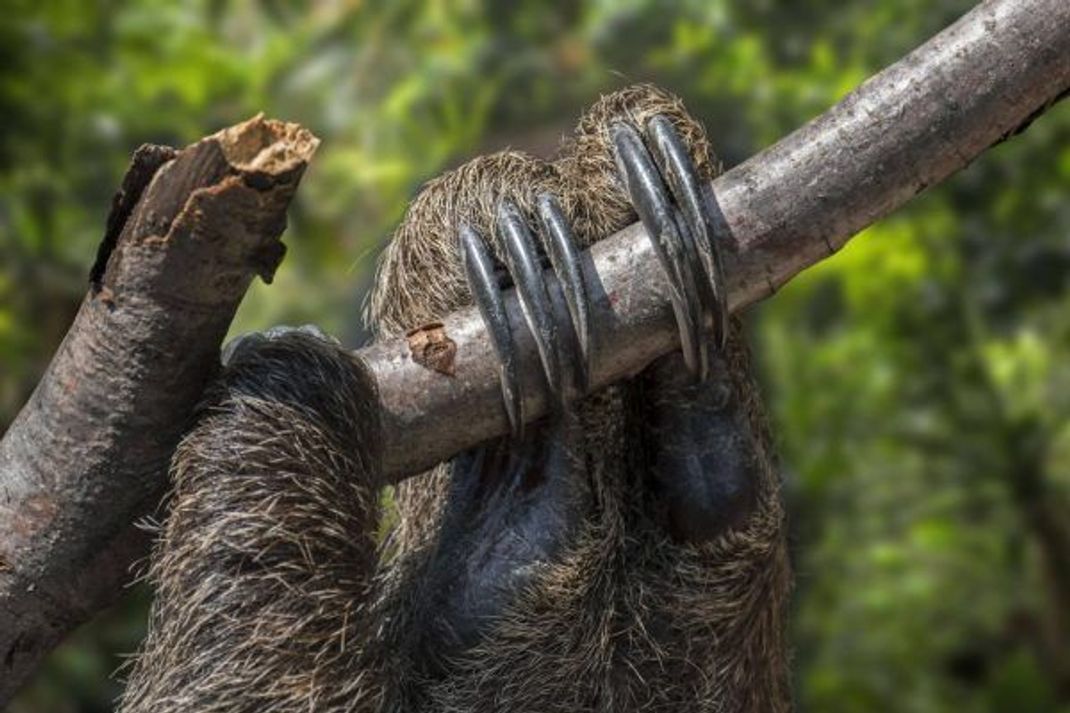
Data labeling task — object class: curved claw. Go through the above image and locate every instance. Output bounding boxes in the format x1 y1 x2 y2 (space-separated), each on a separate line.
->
537 193 591 394
459 224 524 439
611 122 709 380
647 115 728 351
462 117 726 428
497 200 566 406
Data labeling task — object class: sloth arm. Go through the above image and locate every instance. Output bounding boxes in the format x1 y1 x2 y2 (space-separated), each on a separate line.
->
119 330 389 712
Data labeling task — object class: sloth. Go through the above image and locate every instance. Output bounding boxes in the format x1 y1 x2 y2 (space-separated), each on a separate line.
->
119 85 791 713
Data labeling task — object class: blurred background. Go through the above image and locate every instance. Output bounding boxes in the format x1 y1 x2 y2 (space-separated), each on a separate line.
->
1 0 1067 711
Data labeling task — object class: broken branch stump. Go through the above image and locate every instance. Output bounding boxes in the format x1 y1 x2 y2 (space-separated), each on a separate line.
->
0 116 318 699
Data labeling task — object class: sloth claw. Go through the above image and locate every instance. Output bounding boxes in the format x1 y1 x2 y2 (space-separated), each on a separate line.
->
646 115 729 352
458 203 588 438
611 121 709 380
612 116 731 377
537 193 591 393
460 224 525 438
498 200 565 407
461 113 728 435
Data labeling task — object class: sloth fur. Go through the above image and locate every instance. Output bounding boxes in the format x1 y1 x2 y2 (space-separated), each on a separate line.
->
120 84 791 713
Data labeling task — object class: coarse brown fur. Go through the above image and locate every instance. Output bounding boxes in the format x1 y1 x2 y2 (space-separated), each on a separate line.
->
120 85 791 712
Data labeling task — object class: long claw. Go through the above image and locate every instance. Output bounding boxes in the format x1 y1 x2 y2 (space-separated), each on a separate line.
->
647 115 728 351
611 122 709 380
497 200 565 406
537 193 591 394
464 117 726 428
459 224 524 439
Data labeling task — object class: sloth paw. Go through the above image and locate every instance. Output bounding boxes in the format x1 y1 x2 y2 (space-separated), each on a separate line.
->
460 114 730 441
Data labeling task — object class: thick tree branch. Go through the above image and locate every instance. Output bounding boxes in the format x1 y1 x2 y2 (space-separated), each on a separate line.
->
363 0 1070 479
0 117 318 699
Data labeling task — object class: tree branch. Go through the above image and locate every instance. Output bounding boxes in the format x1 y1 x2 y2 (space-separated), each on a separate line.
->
364 0 1070 479
0 116 318 699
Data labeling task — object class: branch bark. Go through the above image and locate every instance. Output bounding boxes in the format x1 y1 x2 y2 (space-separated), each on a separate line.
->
365 0 1070 479
0 117 318 699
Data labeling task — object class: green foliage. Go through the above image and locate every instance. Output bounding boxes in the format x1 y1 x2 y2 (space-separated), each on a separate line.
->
2 1 1067 710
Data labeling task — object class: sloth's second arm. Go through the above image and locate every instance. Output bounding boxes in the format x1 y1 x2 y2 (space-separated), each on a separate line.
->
119 331 392 712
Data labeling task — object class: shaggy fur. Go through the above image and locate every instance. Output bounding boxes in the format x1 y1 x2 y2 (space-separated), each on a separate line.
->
120 85 791 712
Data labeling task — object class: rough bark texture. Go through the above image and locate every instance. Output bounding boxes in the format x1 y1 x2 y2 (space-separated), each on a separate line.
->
0 116 318 700
365 0 1070 480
